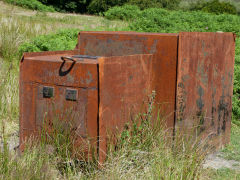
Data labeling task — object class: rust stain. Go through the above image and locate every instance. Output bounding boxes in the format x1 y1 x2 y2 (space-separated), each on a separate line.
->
176 32 235 148
86 71 93 85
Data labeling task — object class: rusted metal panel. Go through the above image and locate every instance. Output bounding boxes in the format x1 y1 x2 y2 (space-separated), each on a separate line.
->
77 31 178 129
176 32 235 148
19 82 37 150
19 52 99 156
98 54 153 163
21 52 98 88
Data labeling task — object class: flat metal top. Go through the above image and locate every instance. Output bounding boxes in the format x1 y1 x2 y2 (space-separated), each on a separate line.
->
25 54 100 64
79 31 179 36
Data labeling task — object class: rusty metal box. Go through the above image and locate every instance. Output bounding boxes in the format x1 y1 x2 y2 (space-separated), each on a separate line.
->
75 31 235 150
20 50 153 161
20 31 235 163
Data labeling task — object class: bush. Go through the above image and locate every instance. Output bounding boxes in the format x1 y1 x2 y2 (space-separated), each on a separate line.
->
191 0 237 15
88 0 180 14
129 0 181 10
129 8 240 33
5 0 55 12
19 29 79 54
104 5 141 20
4 0 180 14
233 38 240 123
87 0 128 14
39 0 91 13
128 0 163 10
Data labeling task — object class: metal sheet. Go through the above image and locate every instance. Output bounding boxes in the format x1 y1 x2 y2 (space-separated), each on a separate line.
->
19 53 99 156
77 31 178 129
176 32 235 148
98 54 153 163
21 53 98 88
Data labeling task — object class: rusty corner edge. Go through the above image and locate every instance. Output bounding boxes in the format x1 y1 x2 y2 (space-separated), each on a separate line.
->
233 33 237 42
20 50 81 62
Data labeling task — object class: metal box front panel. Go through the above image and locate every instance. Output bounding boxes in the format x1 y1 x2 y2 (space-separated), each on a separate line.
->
20 52 99 155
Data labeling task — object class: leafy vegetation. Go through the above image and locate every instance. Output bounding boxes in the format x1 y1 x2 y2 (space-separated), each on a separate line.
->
105 5 240 33
19 29 79 54
190 0 237 15
4 0 55 12
180 0 240 15
129 0 181 10
233 38 240 124
104 5 141 20
39 0 91 13
4 0 182 14
87 0 128 14
4 0 239 15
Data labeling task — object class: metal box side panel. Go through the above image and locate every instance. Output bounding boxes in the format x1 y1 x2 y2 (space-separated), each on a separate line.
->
98 54 153 163
176 32 235 148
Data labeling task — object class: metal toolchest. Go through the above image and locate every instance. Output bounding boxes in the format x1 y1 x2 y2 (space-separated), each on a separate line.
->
20 31 236 163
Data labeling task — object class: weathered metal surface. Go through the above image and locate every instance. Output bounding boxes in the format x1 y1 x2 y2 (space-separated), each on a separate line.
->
98 54 153 164
77 31 179 129
19 31 236 164
176 32 235 148
21 52 98 87
19 51 99 157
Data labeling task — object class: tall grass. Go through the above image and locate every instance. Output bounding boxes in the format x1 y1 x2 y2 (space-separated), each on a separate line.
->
0 93 209 179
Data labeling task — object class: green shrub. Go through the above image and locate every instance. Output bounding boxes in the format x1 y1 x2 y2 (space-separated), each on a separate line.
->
39 0 91 13
5 0 55 12
130 8 240 33
104 5 141 20
88 0 181 14
233 38 240 123
19 29 79 54
128 0 181 10
128 0 163 10
191 0 237 15
87 0 128 14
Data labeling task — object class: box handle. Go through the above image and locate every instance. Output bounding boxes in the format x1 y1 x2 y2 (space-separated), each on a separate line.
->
61 56 76 62
61 55 99 62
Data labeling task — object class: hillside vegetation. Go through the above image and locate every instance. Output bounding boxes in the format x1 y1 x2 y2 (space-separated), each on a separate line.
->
3 0 240 14
0 1 240 179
